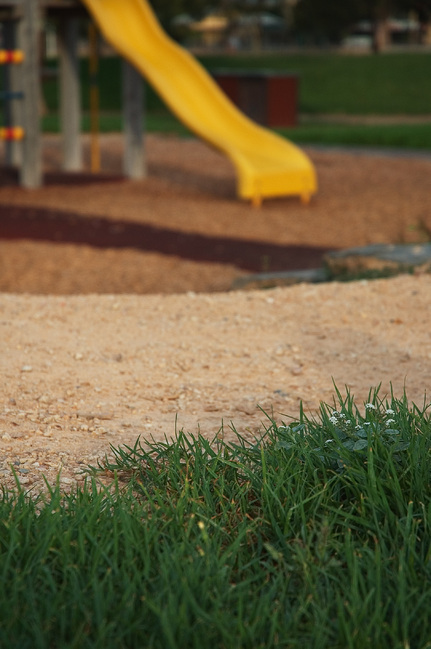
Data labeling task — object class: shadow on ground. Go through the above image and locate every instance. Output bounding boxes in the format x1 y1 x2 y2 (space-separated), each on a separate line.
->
0 203 333 273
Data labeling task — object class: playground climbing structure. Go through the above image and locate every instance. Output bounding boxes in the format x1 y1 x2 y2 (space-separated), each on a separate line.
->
0 0 317 203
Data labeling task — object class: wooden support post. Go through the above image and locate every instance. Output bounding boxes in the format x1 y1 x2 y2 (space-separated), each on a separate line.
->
3 19 23 167
88 21 100 173
20 0 42 188
122 59 145 179
58 16 82 171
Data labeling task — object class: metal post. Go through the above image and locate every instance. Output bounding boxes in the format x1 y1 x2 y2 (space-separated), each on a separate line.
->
122 59 145 179
20 0 42 188
58 16 82 171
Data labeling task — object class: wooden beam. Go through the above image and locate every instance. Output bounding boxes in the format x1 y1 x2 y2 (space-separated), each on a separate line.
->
0 1 22 22
0 1 23 8
41 1 82 7
122 60 146 180
58 16 82 170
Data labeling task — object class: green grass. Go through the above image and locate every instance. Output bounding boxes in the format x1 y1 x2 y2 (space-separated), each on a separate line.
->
41 111 192 137
279 122 431 150
200 52 431 115
41 112 431 151
2 386 431 648
42 52 431 116
37 52 431 150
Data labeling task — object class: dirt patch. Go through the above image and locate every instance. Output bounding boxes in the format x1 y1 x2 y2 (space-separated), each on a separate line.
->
1 134 431 493
1 134 431 294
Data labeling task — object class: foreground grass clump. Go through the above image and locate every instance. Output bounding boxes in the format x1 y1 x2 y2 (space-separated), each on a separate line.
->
1 388 431 648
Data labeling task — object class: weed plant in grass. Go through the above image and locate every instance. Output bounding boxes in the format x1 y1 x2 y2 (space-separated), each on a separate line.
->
1 387 431 648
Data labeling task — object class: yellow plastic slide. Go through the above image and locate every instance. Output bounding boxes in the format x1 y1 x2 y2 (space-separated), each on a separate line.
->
81 0 317 204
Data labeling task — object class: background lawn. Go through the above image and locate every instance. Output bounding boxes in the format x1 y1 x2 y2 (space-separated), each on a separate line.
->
37 51 431 150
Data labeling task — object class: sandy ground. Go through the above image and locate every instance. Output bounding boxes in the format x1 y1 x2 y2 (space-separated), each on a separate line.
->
1 134 431 493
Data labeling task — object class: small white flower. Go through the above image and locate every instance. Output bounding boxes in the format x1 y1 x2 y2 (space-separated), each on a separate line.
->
365 403 377 411
363 421 371 426
355 424 362 430
385 409 395 416
386 419 396 426
345 420 351 425
331 411 339 418
338 413 347 419
329 416 338 424
325 439 334 444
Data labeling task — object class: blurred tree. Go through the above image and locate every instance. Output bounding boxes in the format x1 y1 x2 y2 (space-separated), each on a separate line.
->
149 0 431 45
151 0 207 33
293 0 431 48
357 0 431 50
293 0 363 44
